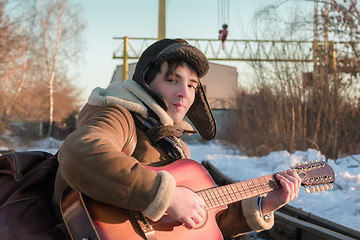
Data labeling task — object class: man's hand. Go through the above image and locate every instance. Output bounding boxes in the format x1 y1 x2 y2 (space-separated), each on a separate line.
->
261 169 301 215
166 187 206 229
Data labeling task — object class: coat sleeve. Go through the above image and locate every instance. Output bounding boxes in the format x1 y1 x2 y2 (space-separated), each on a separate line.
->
58 103 176 221
216 197 274 238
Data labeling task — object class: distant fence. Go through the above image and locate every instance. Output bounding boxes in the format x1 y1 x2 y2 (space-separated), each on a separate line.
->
9 121 75 140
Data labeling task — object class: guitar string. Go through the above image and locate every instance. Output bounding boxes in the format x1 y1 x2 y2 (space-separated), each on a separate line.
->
233 182 244 200
198 175 280 209
257 177 269 194
250 179 260 195
200 164 330 209
214 187 225 205
226 184 240 202
208 187 221 207
198 191 210 209
203 189 215 208
229 184 240 202
201 176 277 207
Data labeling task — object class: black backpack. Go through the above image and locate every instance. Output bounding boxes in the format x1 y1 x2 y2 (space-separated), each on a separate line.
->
0 151 70 239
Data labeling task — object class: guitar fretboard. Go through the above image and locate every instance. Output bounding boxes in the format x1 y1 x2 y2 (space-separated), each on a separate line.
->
197 174 281 210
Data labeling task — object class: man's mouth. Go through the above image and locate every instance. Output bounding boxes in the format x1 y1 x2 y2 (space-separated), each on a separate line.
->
173 103 185 110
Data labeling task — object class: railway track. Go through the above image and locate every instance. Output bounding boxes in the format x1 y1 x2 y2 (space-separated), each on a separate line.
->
201 160 360 240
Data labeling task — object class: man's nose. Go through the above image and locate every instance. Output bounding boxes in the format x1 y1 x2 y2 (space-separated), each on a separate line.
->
176 84 190 98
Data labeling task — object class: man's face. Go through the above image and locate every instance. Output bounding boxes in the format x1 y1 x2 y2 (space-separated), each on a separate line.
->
149 62 198 125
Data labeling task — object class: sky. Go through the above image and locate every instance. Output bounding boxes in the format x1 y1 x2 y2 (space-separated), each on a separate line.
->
4 136 359 236
71 0 269 102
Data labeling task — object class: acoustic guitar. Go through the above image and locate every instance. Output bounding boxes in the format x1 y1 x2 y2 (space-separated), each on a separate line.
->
61 159 335 240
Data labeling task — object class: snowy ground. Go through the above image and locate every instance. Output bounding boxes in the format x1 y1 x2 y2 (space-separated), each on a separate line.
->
189 142 360 232
1 137 359 232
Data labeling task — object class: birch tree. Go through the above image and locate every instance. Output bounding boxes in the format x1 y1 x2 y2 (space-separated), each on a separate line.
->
0 0 84 136
40 0 62 135
31 0 84 135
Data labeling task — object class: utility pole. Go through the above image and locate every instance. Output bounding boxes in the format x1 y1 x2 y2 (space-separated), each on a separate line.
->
122 36 128 81
158 0 166 40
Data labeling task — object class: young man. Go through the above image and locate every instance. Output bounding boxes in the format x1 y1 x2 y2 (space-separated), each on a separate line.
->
53 38 301 238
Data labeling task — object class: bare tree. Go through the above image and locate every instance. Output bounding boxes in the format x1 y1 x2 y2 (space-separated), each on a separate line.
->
219 0 360 158
0 0 85 137
0 1 28 132
36 0 84 135
40 0 63 135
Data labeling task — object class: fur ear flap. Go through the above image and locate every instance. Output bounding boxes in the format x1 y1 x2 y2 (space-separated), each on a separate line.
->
187 83 216 140
132 38 217 140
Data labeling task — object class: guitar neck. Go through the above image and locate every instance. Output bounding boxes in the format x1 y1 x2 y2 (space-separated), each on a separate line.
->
197 173 281 210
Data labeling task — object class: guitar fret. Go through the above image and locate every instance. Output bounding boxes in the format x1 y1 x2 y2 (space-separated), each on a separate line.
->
229 184 240 201
245 180 255 197
208 189 221 207
239 182 249 197
271 174 281 189
250 179 260 195
224 185 235 203
233 183 244 200
199 190 211 209
219 186 229 204
204 189 216 208
215 187 226 205
229 184 239 202
265 177 273 191
197 191 207 208
216 187 227 205
256 177 267 194
262 176 272 192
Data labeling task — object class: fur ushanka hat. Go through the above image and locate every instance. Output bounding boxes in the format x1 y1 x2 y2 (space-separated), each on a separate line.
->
132 38 216 140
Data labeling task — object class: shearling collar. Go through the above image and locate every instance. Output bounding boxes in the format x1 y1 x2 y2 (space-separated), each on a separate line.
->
87 79 193 131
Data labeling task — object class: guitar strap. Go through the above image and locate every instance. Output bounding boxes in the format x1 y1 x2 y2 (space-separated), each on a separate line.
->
130 211 157 240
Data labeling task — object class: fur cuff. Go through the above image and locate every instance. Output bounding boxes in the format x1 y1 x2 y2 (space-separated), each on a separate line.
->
142 170 176 221
241 197 274 232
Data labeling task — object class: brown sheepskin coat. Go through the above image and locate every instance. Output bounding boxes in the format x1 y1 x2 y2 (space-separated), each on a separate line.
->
53 81 274 238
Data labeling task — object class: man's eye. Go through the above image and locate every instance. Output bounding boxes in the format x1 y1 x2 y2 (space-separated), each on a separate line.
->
167 78 175 83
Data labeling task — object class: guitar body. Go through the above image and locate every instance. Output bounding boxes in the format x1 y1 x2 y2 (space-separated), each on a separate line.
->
61 158 335 240
61 159 227 240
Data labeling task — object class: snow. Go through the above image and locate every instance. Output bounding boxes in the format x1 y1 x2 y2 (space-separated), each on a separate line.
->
189 143 360 231
2 137 359 231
